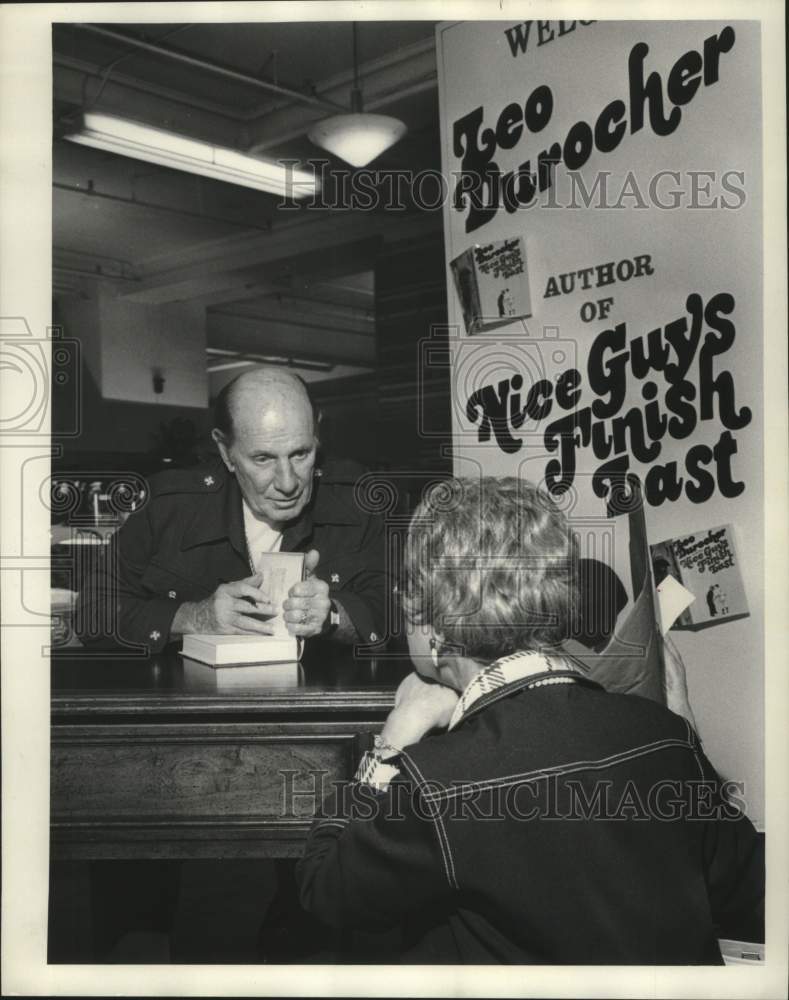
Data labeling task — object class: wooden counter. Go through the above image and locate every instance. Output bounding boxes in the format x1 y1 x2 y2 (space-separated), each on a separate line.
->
51 645 410 860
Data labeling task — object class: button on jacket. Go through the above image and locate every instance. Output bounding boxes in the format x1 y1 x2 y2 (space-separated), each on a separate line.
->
75 457 389 652
297 678 764 964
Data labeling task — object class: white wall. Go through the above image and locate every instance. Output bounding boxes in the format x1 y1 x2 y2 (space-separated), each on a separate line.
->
98 292 207 407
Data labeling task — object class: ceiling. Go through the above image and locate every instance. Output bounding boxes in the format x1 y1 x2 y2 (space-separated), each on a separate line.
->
51 20 443 389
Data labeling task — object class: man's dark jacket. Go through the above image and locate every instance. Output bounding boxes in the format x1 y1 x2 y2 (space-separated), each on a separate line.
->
297 677 764 963
75 456 388 652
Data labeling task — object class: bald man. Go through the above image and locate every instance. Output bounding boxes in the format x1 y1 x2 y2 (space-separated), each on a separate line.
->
73 368 390 961
77 368 388 653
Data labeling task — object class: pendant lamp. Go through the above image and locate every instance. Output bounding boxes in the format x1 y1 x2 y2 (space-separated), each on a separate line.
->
308 23 407 168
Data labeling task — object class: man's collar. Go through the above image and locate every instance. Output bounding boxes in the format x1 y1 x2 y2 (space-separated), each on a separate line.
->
447 650 595 731
180 461 358 554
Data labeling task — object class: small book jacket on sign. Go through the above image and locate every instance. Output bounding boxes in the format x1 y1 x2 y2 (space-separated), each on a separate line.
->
450 235 532 334
650 524 749 628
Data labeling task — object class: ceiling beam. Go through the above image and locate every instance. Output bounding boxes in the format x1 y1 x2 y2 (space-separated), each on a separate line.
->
73 24 347 114
54 53 244 121
190 279 283 309
53 179 273 234
53 56 241 147
258 289 374 315
210 308 371 339
211 297 373 338
197 237 383 309
244 39 437 153
123 210 440 305
196 280 375 312
207 311 375 365
124 235 379 306
125 233 381 307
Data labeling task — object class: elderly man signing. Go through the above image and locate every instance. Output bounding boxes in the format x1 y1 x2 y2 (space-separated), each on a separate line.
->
77 367 387 651
74 367 390 963
297 477 764 964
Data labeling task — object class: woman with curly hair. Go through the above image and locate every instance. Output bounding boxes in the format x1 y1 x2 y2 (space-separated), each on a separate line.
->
297 477 763 963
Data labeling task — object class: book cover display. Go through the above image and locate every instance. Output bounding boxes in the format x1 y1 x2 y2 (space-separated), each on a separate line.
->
450 235 532 334
650 524 748 628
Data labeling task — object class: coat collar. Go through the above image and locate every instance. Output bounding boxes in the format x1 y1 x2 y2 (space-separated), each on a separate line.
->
180 461 358 555
448 650 602 731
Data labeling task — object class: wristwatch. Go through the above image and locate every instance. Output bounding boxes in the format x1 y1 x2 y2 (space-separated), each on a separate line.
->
321 598 341 636
373 733 402 760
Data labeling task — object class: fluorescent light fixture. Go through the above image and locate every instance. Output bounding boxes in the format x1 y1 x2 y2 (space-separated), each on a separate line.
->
63 112 318 199
207 360 256 373
308 113 407 169
206 347 334 373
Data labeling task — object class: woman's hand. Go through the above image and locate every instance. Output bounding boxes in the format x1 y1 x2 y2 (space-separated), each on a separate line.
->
381 672 460 751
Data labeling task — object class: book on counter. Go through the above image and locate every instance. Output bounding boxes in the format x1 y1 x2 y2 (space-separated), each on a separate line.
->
450 235 532 335
650 523 749 628
180 551 305 666
181 633 302 666
182 653 302 689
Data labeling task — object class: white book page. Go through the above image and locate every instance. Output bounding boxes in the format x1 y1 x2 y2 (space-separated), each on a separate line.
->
257 552 304 637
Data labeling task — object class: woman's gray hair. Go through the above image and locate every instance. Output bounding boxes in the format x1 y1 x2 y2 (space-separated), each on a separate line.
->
403 477 579 662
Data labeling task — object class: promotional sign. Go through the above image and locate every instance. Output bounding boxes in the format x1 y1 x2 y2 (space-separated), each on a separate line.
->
437 19 763 817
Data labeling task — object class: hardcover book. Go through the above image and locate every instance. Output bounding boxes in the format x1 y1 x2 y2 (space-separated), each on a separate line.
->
450 235 532 335
650 523 749 628
180 551 305 664
182 653 302 688
181 633 302 666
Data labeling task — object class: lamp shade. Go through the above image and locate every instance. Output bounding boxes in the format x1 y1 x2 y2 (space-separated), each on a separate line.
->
308 113 407 168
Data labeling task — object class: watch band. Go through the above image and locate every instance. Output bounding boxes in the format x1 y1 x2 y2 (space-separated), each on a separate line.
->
373 734 402 760
322 599 340 636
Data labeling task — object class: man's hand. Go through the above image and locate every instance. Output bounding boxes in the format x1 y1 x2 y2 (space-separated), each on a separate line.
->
171 573 275 636
380 672 460 751
282 549 332 638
